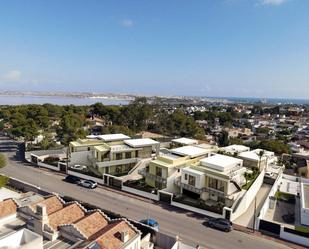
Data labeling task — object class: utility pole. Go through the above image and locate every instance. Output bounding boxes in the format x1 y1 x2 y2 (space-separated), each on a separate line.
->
253 196 257 232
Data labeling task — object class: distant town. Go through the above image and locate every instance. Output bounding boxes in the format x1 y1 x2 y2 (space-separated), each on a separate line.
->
0 97 308 248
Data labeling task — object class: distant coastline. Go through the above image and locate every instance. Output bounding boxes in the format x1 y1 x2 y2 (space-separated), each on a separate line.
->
0 91 308 106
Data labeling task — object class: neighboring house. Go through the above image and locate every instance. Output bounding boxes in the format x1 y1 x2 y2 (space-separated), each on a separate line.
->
220 144 250 156
92 138 159 176
142 145 215 190
0 198 18 222
171 137 199 147
85 219 141 249
69 134 159 177
224 128 253 138
175 154 246 207
238 149 277 171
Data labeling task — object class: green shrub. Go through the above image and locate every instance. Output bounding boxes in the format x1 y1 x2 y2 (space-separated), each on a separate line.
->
0 175 9 188
0 154 6 168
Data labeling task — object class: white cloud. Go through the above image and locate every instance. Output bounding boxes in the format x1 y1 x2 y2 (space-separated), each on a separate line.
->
120 19 135 28
3 70 22 82
261 0 289 6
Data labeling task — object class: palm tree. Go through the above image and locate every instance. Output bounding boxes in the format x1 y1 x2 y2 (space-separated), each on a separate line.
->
257 150 265 172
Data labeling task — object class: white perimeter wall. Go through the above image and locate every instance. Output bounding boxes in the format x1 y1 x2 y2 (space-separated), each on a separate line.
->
230 170 265 221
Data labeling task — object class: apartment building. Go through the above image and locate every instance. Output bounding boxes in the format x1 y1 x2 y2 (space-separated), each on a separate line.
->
141 145 216 190
175 154 246 207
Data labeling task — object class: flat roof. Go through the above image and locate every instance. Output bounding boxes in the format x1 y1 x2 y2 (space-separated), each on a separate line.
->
182 166 205 176
97 134 131 142
124 138 159 148
171 146 209 158
200 154 243 172
238 149 274 161
222 145 250 152
172 137 198 145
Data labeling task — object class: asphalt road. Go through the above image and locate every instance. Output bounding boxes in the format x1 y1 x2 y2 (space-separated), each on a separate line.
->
0 136 292 249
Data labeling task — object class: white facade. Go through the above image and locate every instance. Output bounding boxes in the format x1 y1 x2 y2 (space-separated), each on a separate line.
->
0 228 43 249
300 182 309 226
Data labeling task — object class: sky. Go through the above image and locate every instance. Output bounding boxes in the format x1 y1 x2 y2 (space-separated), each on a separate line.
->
0 0 308 98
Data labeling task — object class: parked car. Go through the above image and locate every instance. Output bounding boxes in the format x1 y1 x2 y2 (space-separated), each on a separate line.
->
64 175 81 184
205 218 233 232
139 219 159 231
265 172 274 178
79 179 97 189
71 164 88 171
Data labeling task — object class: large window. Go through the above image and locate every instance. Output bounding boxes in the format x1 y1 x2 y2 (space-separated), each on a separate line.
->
188 175 196 186
155 167 162 177
125 152 131 159
209 178 224 192
116 153 122 160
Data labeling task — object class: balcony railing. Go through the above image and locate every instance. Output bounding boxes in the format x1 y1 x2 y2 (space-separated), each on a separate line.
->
174 178 226 197
138 168 167 184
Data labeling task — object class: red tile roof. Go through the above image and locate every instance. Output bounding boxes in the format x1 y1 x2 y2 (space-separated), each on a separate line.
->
31 196 63 215
0 199 17 217
74 211 109 239
94 220 138 249
48 203 85 230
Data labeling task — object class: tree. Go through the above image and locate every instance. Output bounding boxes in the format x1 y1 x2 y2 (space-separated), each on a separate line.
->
257 150 265 172
0 154 6 168
218 131 229 147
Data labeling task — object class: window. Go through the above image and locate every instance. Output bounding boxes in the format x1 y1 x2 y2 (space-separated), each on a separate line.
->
125 152 131 159
155 167 162 177
135 151 139 157
188 175 196 186
87 147 90 151
184 174 188 180
209 178 224 192
116 153 122 160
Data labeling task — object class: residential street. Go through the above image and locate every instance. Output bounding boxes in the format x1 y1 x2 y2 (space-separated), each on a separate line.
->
0 136 293 249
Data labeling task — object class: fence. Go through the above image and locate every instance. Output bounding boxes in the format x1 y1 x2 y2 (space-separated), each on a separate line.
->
230 169 265 221
67 170 104 185
121 186 159 201
170 200 223 218
281 227 309 246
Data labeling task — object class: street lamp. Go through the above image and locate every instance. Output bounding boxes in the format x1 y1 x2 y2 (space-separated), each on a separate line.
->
148 190 155 220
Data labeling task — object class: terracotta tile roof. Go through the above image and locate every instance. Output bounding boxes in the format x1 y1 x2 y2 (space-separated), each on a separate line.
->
31 196 63 215
0 199 17 217
48 203 85 230
74 211 109 239
94 220 137 249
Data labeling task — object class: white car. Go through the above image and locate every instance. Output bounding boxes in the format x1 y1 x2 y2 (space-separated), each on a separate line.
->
265 172 274 178
71 165 87 171
79 180 97 189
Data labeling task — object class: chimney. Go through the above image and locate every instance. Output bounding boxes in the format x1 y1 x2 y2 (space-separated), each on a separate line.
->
33 204 48 235
36 204 48 222
120 230 129 243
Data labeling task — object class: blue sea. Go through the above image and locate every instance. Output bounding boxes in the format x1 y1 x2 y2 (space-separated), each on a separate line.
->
209 97 309 105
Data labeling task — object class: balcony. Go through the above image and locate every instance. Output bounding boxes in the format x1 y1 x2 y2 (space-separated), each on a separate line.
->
174 178 226 197
138 168 167 184
96 158 139 168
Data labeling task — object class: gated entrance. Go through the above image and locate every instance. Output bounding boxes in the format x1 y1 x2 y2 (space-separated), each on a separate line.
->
159 191 172 204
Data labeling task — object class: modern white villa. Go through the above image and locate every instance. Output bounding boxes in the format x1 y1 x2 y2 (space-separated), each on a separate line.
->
175 154 247 207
